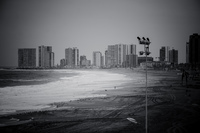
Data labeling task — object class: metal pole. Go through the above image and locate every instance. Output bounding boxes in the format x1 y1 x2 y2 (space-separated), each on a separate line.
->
145 45 148 133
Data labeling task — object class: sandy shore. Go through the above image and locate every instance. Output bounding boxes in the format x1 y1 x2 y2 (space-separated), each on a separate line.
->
0 69 200 133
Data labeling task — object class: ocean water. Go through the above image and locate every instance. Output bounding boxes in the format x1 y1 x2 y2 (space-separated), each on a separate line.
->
0 69 132 115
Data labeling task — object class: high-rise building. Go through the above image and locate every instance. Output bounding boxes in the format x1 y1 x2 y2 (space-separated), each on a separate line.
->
126 44 137 67
93 51 102 68
105 44 137 68
105 50 108 67
65 47 79 68
126 44 136 55
39 46 54 68
65 48 73 67
159 46 170 62
116 44 127 66
169 48 178 64
101 56 104 67
80 55 87 66
186 42 189 63
188 33 200 65
18 48 36 68
80 55 90 67
73 47 79 66
106 45 116 67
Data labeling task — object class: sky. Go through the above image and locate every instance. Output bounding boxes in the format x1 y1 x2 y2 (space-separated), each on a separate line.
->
0 0 200 67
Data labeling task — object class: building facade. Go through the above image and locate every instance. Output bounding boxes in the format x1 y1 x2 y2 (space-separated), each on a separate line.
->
106 45 117 67
105 44 137 68
65 47 79 68
39 46 54 68
18 48 36 68
138 56 154 65
80 55 91 67
186 42 189 63
188 33 200 66
169 49 178 64
159 46 170 62
125 44 137 68
93 51 103 68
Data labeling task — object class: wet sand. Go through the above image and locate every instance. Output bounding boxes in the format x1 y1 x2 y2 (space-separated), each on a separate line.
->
0 69 200 133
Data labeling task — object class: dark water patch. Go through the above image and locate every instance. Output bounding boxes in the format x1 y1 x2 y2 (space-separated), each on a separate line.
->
0 70 78 87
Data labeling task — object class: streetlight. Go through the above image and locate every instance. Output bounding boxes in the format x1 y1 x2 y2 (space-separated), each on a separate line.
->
137 37 151 133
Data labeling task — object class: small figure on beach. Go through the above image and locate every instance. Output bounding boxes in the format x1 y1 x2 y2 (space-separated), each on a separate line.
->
181 69 189 86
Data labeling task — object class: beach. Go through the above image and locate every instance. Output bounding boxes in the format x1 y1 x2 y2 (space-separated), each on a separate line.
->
0 68 200 133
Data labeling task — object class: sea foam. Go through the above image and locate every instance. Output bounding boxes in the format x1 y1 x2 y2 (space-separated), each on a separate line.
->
0 70 131 115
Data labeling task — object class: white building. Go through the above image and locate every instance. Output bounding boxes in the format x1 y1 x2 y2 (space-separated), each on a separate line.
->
93 51 103 68
65 47 79 68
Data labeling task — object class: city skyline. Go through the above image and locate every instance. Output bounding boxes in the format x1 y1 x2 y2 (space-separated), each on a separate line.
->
1 0 200 67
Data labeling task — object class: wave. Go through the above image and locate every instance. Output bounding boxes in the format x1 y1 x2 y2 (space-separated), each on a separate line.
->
0 79 48 82
0 70 132 115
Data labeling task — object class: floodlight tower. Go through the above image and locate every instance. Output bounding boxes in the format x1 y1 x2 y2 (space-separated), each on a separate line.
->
137 37 151 133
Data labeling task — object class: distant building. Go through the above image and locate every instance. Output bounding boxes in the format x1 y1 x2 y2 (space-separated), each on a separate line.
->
106 45 116 67
105 44 137 68
101 56 104 67
126 54 138 68
159 46 170 62
138 56 154 65
105 50 109 67
80 55 91 67
188 33 200 66
125 44 138 68
169 48 178 64
65 47 79 68
140 61 154 69
39 46 54 68
80 55 87 66
93 51 103 68
186 42 189 63
18 48 36 68
106 44 126 67
60 59 66 68
87 60 91 66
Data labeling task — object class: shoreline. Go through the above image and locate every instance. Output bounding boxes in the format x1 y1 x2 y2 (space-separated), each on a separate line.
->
0 69 200 133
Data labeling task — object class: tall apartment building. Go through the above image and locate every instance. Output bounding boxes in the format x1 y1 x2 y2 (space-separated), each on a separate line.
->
18 48 36 68
39 46 54 68
105 44 137 68
187 33 200 65
65 47 79 68
106 45 116 67
126 44 138 67
105 50 108 67
169 48 178 64
106 44 126 67
159 46 170 62
186 42 189 63
80 55 91 67
93 51 103 68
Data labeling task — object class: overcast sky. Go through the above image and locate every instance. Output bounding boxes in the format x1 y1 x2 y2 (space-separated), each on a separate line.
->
0 0 200 67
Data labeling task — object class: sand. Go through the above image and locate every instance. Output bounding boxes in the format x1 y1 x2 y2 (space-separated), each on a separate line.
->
0 68 200 133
